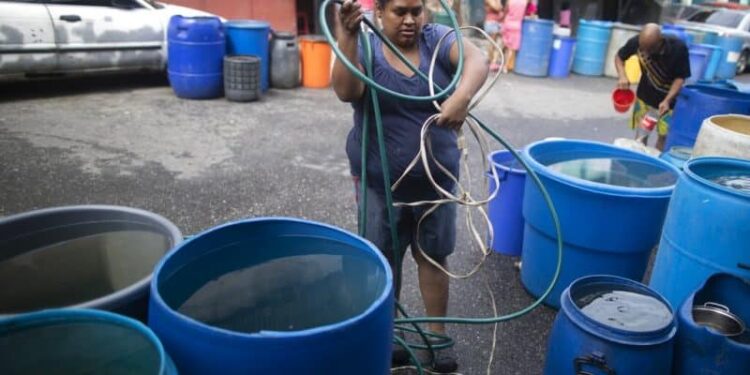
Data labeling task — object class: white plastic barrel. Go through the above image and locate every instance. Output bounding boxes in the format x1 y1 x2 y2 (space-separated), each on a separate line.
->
693 114 750 160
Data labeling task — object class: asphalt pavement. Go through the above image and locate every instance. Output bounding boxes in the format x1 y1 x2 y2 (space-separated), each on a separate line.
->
1 72 637 374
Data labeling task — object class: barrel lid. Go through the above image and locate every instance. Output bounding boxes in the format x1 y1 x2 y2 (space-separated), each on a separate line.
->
225 20 271 29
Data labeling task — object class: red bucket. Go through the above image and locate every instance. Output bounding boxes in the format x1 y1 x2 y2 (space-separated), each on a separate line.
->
612 89 636 113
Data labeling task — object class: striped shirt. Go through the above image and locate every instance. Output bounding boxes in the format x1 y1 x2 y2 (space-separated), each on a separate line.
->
618 35 691 108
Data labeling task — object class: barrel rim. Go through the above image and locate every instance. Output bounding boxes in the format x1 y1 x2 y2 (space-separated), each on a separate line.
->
579 19 614 28
522 139 680 198
678 273 750 349
225 20 271 29
149 217 394 340
0 205 183 316
488 150 526 175
562 275 677 346
522 17 554 26
684 157 750 198
0 308 168 374
683 84 750 100
705 113 750 137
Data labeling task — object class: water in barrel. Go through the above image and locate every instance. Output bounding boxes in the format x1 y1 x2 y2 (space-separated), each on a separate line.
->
574 283 673 332
0 230 170 314
161 236 387 333
712 175 750 193
547 158 678 188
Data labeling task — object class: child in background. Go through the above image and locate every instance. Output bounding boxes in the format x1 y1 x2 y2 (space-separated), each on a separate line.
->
502 0 526 72
484 0 505 72
559 1 571 28
526 0 538 17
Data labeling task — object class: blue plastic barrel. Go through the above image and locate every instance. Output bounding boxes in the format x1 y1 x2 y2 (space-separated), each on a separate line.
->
0 309 178 375
148 218 393 375
674 273 750 375
659 147 692 171
487 150 526 256
543 275 677 374
515 19 555 77
696 79 739 90
573 20 613 76
225 20 271 92
662 24 689 44
702 31 720 46
688 49 709 84
549 37 576 78
0 205 182 322
168 16 225 99
699 44 722 81
716 35 744 80
521 140 679 308
649 158 750 309
665 85 750 150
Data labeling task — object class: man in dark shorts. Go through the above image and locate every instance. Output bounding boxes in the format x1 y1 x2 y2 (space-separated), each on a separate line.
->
615 23 691 151
332 0 488 372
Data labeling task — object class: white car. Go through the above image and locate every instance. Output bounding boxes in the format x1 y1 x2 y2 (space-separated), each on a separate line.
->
0 0 216 80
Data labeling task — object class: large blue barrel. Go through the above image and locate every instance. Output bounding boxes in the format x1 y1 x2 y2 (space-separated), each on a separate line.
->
488 150 526 256
659 146 692 171
699 44 722 81
687 46 710 84
148 218 393 375
649 157 750 309
225 20 271 92
674 273 750 375
716 35 744 80
0 205 182 322
0 309 178 375
543 275 677 374
168 16 225 99
573 20 613 76
702 30 720 46
548 36 576 78
662 24 690 44
665 85 750 150
521 140 679 308
515 19 555 77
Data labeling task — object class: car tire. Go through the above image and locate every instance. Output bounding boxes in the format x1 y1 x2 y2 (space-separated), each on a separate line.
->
737 50 750 75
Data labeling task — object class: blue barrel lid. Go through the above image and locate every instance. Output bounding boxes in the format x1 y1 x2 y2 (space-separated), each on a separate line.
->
684 157 750 198
225 20 271 29
523 139 680 197
562 275 677 345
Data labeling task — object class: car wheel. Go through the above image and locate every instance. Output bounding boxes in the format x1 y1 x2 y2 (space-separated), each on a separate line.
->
737 50 750 75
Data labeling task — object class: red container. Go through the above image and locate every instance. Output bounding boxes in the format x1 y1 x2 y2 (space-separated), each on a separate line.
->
613 88 636 113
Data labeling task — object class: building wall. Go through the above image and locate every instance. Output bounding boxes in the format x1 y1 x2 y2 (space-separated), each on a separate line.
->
166 0 297 33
